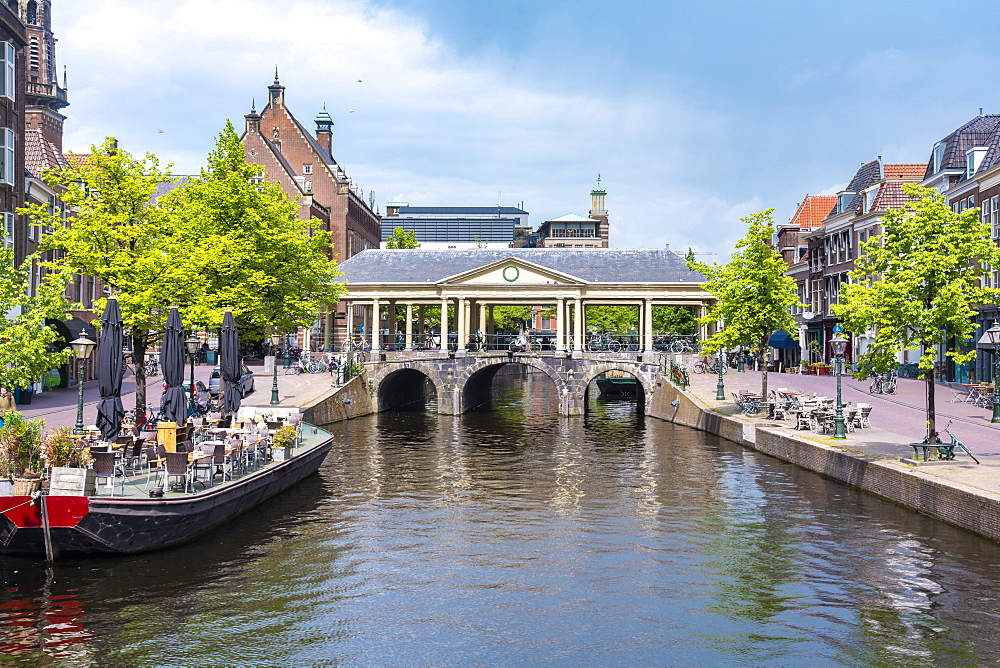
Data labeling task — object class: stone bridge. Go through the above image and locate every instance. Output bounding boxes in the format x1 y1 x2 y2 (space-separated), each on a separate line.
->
364 351 664 416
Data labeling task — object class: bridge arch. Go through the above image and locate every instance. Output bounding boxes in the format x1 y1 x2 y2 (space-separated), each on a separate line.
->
459 355 569 414
578 362 654 413
371 362 443 412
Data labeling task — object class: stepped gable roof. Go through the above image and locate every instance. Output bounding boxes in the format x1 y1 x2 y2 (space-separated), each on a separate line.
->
925 114 1000 179
337 249 705 284
787 195 836 229
23 129 67 176
883 163 925 179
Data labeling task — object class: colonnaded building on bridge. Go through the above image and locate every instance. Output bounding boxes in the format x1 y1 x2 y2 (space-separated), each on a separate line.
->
334 248 712 415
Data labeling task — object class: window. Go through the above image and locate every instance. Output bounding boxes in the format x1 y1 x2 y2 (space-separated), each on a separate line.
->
933 142 946 173
967 148 988 179
0 211 11 250
992 196 999 239
303 164 312 175
0 42 13 101
837 192 855 214
863 187 879 213
968 195 976 209
0 128 13 185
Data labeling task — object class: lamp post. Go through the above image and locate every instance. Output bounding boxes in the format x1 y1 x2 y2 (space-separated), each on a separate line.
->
270 332 283 405
70 329 96 435
986 320 1000 423
830 333 848 439
716 348 726 401
185 336 199 416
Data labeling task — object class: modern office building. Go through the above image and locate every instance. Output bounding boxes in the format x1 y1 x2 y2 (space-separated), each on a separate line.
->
382 204 530 249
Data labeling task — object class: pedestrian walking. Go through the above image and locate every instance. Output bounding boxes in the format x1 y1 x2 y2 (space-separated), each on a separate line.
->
0 387 15 427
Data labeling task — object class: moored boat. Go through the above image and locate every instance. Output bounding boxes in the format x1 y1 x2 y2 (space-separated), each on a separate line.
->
596 376 639 396
0 423 333 559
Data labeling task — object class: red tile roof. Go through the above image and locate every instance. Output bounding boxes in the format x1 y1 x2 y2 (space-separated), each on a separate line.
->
883 163 925 179
787 195 837 229
872 180 915 211
24 129 67 175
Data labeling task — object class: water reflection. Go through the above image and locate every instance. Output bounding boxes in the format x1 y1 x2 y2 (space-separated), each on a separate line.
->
2 371 1000 665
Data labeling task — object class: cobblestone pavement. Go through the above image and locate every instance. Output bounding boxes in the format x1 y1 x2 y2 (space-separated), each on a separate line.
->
684 365 1000 497
13 360 341 431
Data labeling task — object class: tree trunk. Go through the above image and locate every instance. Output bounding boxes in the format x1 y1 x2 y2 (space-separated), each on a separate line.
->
132 330 148 421
760 336 769 400
926 373 936 443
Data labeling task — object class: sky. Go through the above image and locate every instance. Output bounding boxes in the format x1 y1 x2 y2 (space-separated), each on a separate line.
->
51 0 1000 257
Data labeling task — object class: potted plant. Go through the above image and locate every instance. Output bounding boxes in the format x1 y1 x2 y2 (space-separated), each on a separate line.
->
0 412 45 495
43 426 96 496
271 424 297 461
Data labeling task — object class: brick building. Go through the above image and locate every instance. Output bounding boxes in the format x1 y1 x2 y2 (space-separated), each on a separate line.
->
241 73 381 348
0 2 24 265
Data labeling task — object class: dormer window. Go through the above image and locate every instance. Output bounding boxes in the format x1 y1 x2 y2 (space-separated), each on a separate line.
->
303 164 312 175
933 141 946 174
837 192 855 214
863 186 879 214
967 147 988 179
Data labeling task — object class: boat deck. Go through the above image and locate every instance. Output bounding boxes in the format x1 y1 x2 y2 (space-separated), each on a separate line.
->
81 425 332 501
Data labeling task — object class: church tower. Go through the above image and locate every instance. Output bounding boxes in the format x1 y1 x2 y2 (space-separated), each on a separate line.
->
19 0 67 151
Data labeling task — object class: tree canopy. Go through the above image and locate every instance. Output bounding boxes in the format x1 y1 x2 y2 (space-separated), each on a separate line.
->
835 184 1000 441
385 227 420 249
688 209 799 398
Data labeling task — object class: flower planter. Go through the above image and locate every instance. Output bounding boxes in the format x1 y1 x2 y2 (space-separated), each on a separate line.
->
12 477 41 496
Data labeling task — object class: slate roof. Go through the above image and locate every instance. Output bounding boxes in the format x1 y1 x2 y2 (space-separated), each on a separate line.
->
925 115 1000 180
151 176 193 202
337 249 705 284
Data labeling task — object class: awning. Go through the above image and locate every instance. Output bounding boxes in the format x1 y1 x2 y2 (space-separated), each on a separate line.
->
46 317 98 350
768 330 799 349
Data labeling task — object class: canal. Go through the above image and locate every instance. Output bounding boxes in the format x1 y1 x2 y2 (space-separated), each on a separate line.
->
3 368 1000 665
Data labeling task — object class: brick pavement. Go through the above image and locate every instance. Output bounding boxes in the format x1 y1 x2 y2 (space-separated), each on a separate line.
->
684 366 1000 497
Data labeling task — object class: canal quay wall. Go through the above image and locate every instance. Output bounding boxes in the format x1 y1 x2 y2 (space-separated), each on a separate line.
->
648 376 1000 543
302 375 375 425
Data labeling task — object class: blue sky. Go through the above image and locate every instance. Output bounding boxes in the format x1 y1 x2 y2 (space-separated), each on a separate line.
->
53 0 1000 255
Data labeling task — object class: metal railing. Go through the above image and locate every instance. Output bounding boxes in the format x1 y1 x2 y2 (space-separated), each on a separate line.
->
661 354 689 390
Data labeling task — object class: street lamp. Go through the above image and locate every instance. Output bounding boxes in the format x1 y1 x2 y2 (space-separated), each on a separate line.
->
185 336 199 416
716 348 726 401
70 329 96 435
270 332 283 405
830 333 848 439
986 320 1000 423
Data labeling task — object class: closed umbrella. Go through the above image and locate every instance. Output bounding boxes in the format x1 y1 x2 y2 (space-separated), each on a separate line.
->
95 296 125 441
160 307 187 426
219 310 242 417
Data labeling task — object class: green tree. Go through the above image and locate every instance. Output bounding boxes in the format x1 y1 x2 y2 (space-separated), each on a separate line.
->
160 121 346 336
835 184 1000 442
23 137 178 414
0 251 75 391
653 306 696 335
385 226 420 249
688 209 799 399
585 305 637 334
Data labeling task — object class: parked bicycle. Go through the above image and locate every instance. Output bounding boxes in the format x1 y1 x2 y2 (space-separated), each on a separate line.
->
587 333 622 353
510 332 537 354
670 337 698 354
869 370 897 394
914 420 980 463
692 354 728 374
341 336 371 363
143 357 160 377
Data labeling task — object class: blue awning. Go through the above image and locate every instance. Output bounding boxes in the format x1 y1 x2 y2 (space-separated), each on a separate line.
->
768 330 799 349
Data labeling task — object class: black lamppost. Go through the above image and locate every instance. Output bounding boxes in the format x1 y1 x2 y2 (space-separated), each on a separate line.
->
185 336 199 415
716 348 726 401
830 333 848 439
70 329 96 435
986 320 1000 423
270 332 283 405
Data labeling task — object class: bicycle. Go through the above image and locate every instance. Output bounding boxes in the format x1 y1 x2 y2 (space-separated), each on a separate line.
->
587 334 622 353
911 420 980 463
869 371 897 394
692 354 727 374
509 333 537 354
670 337 697 354
143 357 160 377
341 336 371 363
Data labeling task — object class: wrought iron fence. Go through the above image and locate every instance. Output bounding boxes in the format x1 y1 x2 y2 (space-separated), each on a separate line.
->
661 355 689 390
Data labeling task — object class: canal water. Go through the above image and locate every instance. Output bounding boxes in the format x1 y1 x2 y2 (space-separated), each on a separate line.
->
3 369 1000 666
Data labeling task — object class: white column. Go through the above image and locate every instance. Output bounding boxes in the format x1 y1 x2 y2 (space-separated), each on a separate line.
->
405 303 414 351
573 299 583 351
440 298 449 353
371 298 381 352
699 305 709 342
555 298 565 352
388 300 397 349
478 303 487 348
643 299 653 351
457 298 468 352
418 305 426 341
345 302 354 347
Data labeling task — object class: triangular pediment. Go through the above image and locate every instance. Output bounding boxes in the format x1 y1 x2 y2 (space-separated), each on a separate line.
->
439 257 587 286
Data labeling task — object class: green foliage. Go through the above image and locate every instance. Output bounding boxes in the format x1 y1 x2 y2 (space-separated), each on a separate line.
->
688 209 800 397
586 305 637 333
272 424 297 450
159 121 346 336
385 227 420 249
493 305 532 330
834 184 1000 439
0 412 44 478
42 425 91 468
653 306 696 334
0 250 75 390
